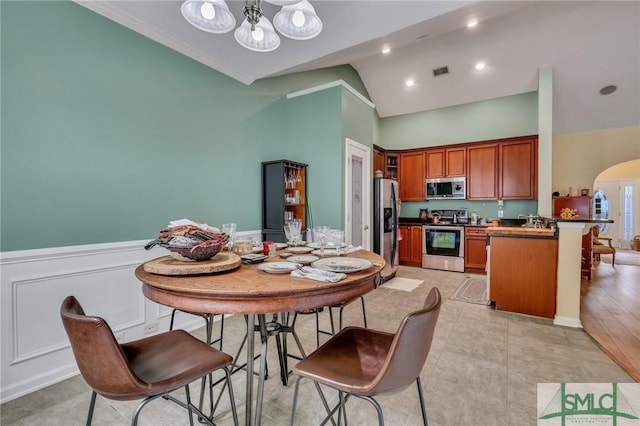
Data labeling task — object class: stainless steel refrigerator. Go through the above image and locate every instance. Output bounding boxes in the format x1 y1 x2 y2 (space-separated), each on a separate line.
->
373 174 399 282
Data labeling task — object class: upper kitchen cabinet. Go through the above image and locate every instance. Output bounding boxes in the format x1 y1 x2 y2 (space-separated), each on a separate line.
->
499 137 538 200
373 147 385 176
467 136 537 200
385 153 399 180
425 147 465 178
466 144 498 199
399 151 425 201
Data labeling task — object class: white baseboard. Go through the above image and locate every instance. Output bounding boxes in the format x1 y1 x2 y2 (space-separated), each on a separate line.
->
553 315 583 328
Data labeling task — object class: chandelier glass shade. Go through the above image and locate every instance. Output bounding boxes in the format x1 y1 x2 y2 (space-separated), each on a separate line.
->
181 0 322 52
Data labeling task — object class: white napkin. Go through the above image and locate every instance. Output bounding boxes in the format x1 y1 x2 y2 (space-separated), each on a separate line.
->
344 245 364 254
168 219 220 233
291 266 346 282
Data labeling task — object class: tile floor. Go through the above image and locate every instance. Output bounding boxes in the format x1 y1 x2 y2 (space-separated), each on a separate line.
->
1 266 633 426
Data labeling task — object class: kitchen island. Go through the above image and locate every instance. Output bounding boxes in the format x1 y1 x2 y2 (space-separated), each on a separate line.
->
487 226 558 318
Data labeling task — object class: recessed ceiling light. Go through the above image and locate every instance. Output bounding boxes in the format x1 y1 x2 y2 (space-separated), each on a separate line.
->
475 62 486 71
599 85 617 95
382 46 391 54
467 19 478 28
405 79 415 87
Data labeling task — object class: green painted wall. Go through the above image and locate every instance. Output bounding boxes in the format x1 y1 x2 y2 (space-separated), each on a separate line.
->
0 1 544 251
379 91 539 149
1 1 286 251
284 88 343 229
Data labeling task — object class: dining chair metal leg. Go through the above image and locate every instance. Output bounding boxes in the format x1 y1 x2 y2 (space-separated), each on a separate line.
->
351 394 384 426
169 309 225 349
416 377 428 426
290 376 303 426
86 390 97 426
337 297 367 331
284 315 337 426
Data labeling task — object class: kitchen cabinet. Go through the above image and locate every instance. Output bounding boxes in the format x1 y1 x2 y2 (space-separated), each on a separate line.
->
466 143 498 199
489 235 558 318
499 137 537 199
373 148 385 176
552 196 593 218
262 160 308 243
385 153 398 179
425 147 465 178
464 227 487 273
398 151 425 201
399 225 423 267
467 136 537 200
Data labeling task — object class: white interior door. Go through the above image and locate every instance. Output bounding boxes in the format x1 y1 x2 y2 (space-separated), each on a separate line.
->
345 138 371 249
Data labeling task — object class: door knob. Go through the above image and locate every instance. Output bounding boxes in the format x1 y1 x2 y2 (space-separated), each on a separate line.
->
364 225 369 230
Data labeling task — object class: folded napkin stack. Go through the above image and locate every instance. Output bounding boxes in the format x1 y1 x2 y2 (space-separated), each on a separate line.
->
291 266 346 282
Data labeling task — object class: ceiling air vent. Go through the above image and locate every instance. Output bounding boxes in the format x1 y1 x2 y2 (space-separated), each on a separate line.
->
433 66 449 77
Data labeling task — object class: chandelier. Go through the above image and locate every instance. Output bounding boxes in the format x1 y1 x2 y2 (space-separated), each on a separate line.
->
181 0 322 52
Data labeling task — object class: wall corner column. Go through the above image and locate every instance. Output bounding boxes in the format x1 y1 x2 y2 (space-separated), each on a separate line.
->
554 221 585 328
538 67 553 217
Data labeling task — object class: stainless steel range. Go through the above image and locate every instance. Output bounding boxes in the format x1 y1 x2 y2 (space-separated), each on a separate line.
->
422 209 467 272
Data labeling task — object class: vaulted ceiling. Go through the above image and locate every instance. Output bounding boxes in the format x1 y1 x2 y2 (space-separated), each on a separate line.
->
77 1 640 135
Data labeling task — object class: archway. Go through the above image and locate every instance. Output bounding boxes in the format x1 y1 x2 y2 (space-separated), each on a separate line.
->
593 158 640 249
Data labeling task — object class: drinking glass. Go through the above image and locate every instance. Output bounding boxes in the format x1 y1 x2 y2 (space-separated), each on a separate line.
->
284 224 292 243
222 223 236 253
313 226 329 257
287 219 302 246
330 229 345 256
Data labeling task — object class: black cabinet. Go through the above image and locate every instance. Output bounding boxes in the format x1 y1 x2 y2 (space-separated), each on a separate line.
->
262 160 308 243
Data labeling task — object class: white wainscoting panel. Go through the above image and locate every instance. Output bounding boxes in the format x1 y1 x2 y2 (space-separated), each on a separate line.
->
0 230 261 403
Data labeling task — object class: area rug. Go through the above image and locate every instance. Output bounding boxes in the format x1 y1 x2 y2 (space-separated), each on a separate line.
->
601 250 640 266
450 277 489 305
383 277 424 292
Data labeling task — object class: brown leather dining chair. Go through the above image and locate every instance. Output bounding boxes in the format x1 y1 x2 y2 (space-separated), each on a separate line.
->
60 296 238 426
290 287 441 426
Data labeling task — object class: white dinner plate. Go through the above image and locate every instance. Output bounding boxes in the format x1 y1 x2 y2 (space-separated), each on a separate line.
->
287 255 319 265
257 262 301 274
287 246 314 254
307 242 348 249
274 243 288 250
311 257 374 273
311 249 341 257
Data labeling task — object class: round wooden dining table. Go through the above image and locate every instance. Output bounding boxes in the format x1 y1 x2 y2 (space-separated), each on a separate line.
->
135 249 385 426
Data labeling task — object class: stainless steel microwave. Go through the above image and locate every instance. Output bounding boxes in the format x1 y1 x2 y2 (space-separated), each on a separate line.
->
425 177 466 200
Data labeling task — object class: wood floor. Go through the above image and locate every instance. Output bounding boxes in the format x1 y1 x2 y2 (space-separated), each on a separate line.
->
580 250 640 382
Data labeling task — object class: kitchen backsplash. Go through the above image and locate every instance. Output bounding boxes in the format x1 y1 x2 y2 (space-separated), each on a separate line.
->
401 199 538 221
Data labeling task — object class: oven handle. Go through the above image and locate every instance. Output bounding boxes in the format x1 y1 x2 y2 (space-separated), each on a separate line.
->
423 225 465 231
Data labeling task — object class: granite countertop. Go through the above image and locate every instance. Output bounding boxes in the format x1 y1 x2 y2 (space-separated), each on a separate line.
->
554 218 614 223
398 218 558 237
486 226 556 237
